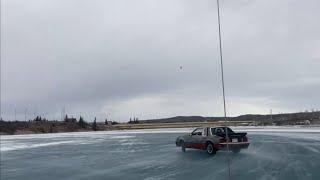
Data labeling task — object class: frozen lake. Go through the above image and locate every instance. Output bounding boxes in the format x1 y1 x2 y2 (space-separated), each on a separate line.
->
1 126 320 180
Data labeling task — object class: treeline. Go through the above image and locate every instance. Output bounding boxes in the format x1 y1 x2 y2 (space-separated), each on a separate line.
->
0 114 142 135
0 115 120 135
128 117 139 124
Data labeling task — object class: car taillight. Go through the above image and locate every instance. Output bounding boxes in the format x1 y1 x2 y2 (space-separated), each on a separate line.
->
243 136 248 142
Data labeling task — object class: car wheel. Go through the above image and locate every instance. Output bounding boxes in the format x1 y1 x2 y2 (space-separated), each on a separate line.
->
232 148 241 153
206 142 216 155
180 140 186 152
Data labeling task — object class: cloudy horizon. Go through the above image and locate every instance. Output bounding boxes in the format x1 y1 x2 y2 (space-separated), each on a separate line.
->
1 0 319 122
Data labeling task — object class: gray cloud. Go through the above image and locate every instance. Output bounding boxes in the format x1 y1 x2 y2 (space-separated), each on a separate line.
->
1 0 320 121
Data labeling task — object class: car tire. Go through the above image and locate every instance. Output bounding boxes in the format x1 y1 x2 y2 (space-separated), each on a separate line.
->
206 142 216 155
180 140 186 152
232 148 241 153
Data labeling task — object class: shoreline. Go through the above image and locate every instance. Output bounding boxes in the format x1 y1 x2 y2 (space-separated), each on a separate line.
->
2 111 319 135
2 121 320 136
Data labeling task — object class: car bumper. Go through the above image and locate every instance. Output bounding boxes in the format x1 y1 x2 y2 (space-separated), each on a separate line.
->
217 142 250 150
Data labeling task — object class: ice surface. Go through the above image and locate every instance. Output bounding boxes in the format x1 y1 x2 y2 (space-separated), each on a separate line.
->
1 126 320 180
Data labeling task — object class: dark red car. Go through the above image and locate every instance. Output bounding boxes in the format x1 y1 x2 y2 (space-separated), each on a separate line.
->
175 126 250 155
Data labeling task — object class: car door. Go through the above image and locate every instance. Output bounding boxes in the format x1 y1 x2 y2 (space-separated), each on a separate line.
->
197 127 210 149
186 128 203 148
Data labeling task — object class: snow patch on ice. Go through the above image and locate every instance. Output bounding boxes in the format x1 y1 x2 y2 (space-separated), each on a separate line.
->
109 135 135 139
1 140 79 152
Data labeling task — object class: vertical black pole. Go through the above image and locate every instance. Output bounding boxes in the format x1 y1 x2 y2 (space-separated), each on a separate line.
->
216 0 231 179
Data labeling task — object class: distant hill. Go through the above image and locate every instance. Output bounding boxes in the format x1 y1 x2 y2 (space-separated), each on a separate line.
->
139 116 222 123
140 111 320 125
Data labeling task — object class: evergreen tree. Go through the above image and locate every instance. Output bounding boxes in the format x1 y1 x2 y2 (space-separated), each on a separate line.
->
78 116 87 128
92 117 97 131
64 114 69 122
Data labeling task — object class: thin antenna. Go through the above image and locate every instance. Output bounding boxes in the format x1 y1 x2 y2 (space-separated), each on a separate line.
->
14 108 17 121
216 0 231 179
25 108 28 121
61 107 66 121
61 107 63 121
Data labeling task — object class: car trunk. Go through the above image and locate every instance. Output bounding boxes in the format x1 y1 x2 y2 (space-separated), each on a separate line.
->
217 132 248 142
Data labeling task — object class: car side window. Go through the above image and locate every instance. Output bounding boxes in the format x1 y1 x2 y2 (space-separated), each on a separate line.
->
211 128 216 135
211 128 224 135
216 128 224 134
191 128 203 136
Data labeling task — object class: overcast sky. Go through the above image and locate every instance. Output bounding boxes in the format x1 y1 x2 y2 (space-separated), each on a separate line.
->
1 0 319 122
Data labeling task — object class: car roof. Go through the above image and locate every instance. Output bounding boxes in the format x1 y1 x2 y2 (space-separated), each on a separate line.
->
194 126 230 129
